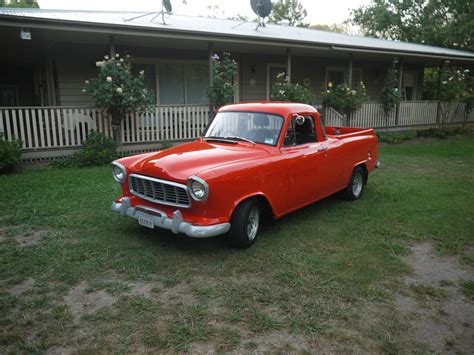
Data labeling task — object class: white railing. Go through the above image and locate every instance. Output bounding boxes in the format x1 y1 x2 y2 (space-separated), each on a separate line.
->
323 101 474 128
0 105 210 151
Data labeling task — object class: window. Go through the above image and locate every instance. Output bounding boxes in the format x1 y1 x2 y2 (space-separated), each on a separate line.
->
402 71 417 101
158 62 208 105
133 64 157 104
0 86 19 106
326 67 362 88
283 115 317 146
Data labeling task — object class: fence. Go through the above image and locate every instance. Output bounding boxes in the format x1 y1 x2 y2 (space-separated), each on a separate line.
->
324 101 474 128
0 102 473 161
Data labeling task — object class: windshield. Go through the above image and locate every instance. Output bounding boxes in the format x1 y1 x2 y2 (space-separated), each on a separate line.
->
204 112 284 146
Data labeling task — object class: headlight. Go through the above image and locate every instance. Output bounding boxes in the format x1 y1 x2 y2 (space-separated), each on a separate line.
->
111 161 127 183
187 176 209 201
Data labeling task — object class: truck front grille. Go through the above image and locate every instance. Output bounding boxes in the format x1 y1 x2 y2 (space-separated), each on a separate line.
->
129 174 191 208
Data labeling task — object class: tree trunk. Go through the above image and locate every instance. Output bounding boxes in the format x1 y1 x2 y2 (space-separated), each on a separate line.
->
110 111 123 155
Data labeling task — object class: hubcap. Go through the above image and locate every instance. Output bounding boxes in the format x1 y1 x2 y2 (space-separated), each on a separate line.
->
247 206 260 241
352 172 363 197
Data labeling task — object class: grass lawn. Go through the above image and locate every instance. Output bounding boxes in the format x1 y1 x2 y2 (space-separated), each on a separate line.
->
0 136 473 353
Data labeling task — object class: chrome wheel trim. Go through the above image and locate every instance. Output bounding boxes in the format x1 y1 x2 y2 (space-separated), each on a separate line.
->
352 172 363 197
247 206 260 241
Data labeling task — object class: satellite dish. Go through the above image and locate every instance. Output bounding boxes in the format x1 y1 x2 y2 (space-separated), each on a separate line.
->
251 0 272 18
250 0 272 30
163 0 172 13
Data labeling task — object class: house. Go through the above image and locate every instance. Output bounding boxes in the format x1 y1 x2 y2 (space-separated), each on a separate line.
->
0 8 473 160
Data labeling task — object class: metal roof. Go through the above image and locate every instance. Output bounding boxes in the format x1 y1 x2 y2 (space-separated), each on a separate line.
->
0 8 473 60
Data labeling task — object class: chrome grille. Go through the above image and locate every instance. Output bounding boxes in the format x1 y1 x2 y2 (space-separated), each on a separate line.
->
129 174 191 208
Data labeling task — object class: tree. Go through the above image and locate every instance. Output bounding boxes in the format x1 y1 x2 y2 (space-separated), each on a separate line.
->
349 0 473 51
0 0 39 7
268 0 309 27
207 52 238 111
310 23 346 33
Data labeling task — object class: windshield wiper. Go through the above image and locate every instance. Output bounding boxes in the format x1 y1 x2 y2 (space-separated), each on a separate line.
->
223 136 256 145
203 136 237 144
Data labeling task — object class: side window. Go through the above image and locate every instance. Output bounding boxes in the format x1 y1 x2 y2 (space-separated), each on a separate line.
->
283 115 317 146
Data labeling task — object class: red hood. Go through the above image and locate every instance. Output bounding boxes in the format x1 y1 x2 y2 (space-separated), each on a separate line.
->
129 140 270 182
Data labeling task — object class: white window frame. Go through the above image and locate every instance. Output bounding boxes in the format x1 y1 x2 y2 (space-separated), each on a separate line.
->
325 66 363 88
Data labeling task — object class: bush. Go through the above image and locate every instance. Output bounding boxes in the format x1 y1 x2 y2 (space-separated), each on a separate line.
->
376 131 416 143
0 133 22 173
51 131 117 168
270 73 315 104
322 82 368 119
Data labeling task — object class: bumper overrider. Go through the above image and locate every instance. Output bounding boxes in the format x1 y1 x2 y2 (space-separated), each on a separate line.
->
111 197 230 238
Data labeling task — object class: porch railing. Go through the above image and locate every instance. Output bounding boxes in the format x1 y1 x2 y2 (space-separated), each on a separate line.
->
0 102 473 161
0 105 210 151
324 101 474 128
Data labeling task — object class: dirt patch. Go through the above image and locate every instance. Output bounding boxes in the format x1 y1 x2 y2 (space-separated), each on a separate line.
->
14 229 49 247
8 278 35 296
396 242 474 353
64 281 117 319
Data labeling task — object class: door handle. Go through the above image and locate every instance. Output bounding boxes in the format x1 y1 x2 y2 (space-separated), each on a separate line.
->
317 146 328 152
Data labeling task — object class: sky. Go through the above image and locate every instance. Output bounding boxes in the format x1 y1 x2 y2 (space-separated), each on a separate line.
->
37 0 371 25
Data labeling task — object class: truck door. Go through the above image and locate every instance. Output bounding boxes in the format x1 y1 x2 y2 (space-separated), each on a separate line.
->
279 114 330 209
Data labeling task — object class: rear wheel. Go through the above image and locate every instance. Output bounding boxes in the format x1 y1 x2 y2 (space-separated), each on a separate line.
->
228 199 260 248
342 166 366 200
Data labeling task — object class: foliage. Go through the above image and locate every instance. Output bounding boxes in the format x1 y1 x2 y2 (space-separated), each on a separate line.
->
51 131 117 168
376 127 468 143
228 14 252 22
0 133 21 173
0 0 38 7
380 59 401 119
270 72 314 104
268 0 309 27
83 53 153 126
376 130 416 144
349 0 473 51
207 52 238 110
310 23 346 33
321 82 368 120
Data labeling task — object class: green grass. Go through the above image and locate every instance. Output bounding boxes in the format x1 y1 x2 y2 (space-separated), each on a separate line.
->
0 135 473 352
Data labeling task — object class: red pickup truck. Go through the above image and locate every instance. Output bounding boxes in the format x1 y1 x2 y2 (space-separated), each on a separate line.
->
111 102 379 248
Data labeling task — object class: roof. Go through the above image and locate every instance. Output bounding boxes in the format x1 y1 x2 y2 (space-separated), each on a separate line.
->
0 8 473 61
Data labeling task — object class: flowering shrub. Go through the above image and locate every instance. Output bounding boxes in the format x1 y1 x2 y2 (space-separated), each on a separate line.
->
207 52 238 110
83 53 152 130
381 59 401 119
270 73 315 104
321 82 368 121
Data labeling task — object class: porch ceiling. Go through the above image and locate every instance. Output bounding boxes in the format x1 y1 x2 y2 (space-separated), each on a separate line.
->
0 25 455 67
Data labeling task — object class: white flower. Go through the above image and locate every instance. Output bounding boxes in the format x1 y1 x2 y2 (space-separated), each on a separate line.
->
143 88 148 93
328 82 333 88
212 53 220 60
326 90 330 93
120 58 124 62
104 55 109 60
442 81 447 84
106 76 113 82
351 90 356 95
116 87 123 93
126 54 130 58
115 53 120 58
464 69 470 73
449 77 453 81
84 80 89 84
96 61 105 68
139 70 145 75
82 89 86 93
279 90 285 95
116 63 121 67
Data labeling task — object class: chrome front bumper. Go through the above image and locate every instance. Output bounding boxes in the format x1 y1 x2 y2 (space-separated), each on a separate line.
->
111 197 230 238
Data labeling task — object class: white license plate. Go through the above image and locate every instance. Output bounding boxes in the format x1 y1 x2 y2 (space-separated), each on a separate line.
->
138 216 154 229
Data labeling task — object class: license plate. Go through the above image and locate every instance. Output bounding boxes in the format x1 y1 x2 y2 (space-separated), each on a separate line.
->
138 216 154 229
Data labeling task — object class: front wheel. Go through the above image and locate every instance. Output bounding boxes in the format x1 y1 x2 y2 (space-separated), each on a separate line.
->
228 199 260 248
342 166 366 200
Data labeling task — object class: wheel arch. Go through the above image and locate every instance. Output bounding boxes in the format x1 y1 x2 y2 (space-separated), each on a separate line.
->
353 161 369 185
233 193 275 220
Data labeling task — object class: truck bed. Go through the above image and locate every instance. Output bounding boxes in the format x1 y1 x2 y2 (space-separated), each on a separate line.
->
325 126 375 139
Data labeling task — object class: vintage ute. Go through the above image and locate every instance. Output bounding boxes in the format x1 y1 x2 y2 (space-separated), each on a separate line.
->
111 102 379 248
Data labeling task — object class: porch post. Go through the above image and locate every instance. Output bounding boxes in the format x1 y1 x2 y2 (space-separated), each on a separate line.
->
109 35 116 57
348 53 353 88
208 42 214 120
395 57 404 126
286 48 292 83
